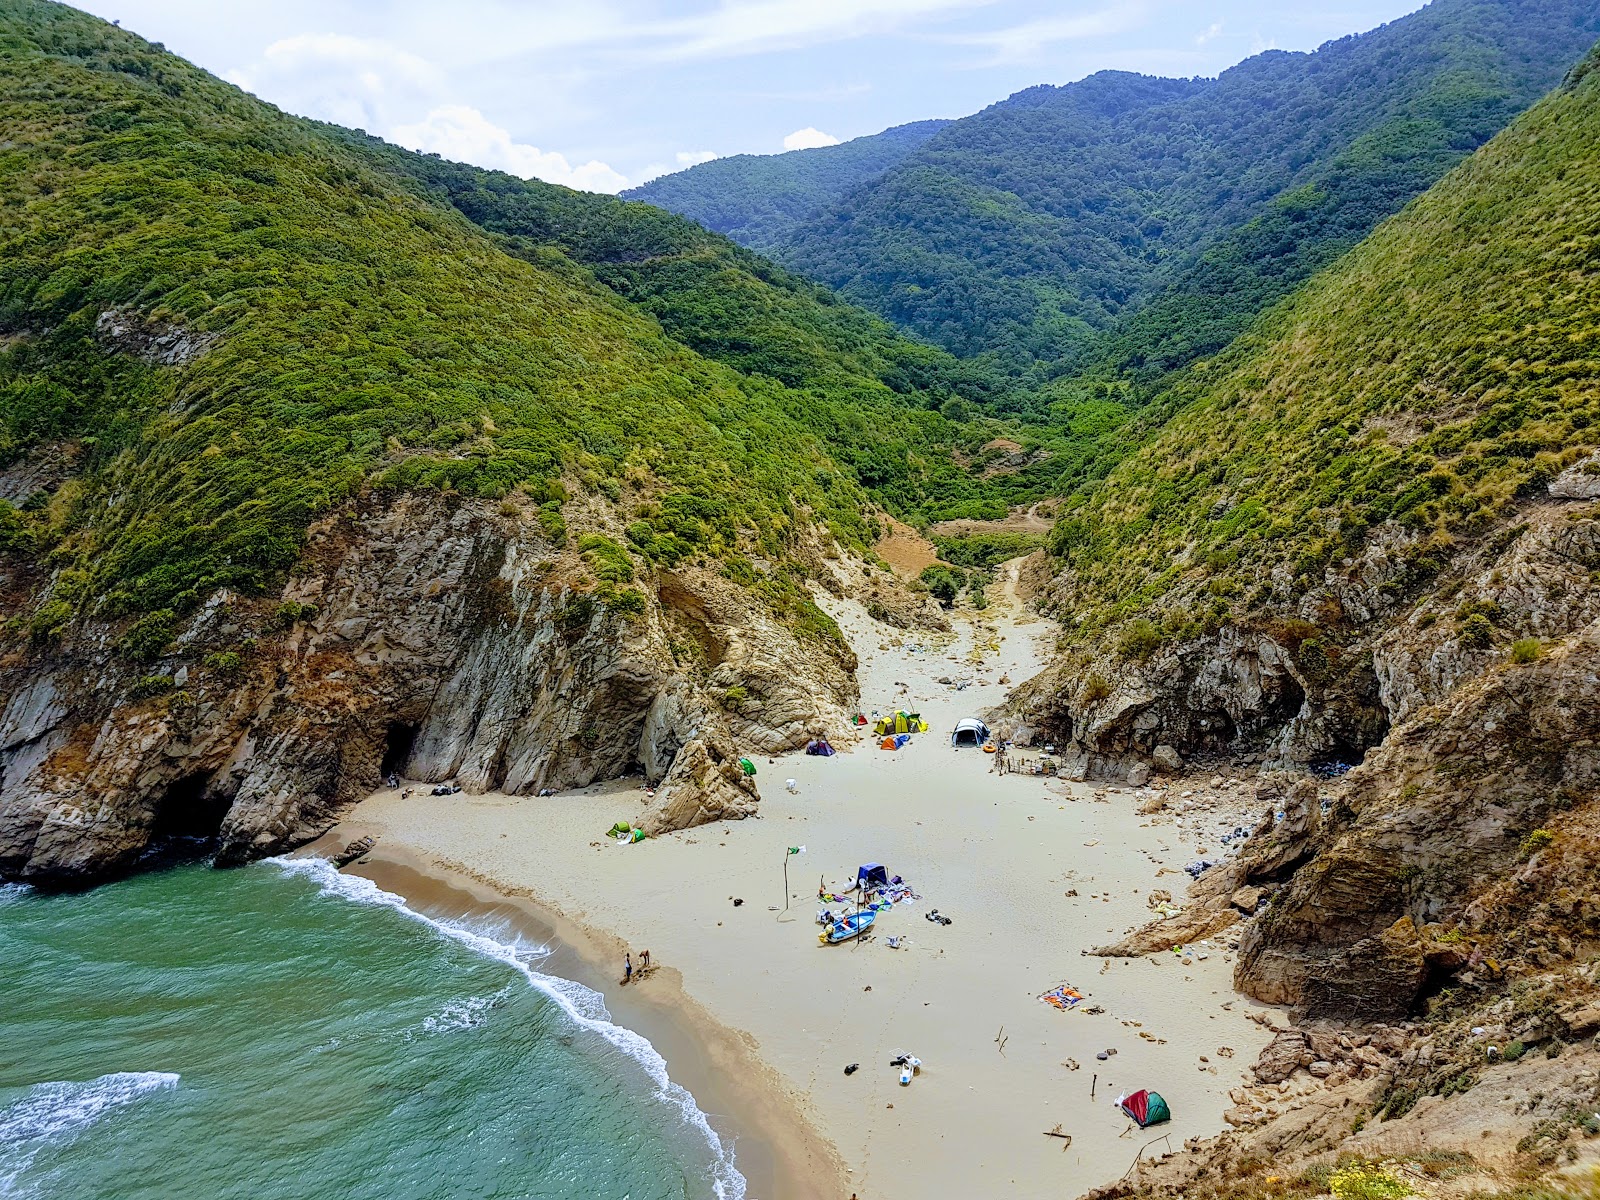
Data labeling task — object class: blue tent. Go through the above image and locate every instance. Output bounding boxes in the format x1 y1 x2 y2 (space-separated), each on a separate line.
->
857 863 889 889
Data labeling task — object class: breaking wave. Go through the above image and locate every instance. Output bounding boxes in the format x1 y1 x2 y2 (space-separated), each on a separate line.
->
0 1072 178 1197
269 856 745 1200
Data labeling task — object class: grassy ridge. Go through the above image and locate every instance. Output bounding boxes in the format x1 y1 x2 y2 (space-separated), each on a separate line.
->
1050 47 1600 636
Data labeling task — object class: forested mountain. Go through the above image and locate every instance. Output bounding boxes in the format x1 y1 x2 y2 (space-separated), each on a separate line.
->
643 0 1599 381
621 119 948 253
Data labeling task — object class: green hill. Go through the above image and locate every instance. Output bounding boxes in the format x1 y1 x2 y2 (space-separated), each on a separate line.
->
621 120 949 253
1049 43 1600 641
690 0 1598 379
0 2 1005 632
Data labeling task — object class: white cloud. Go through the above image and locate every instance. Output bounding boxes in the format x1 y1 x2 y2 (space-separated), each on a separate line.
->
943 5 1147 66
783 126 841 150
630 0 997 63
1196 21 1223 45
392 105 630 192
227 33 443 131
676 149 719 167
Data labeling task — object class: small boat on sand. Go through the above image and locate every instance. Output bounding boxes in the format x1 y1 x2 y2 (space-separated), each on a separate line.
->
818 909 876 944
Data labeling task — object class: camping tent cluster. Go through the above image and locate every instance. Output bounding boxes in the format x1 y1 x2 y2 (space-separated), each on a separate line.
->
873 712 928 736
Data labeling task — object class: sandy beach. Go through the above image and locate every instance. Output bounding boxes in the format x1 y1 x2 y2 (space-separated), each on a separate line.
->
334 562 1277 1199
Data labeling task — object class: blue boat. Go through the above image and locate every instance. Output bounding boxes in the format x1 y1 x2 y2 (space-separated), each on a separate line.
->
818 909 876 945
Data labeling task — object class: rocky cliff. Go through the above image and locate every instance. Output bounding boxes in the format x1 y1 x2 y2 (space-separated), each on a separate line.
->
0 489 859 887
1019 490 1600 1021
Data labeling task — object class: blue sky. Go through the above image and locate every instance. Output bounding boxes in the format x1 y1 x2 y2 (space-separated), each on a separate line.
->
76 0 1429 192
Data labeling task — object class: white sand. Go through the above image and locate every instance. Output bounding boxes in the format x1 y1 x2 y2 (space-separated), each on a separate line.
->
346 563 1276 1199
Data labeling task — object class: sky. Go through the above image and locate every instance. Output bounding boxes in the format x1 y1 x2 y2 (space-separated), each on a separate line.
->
76 0 1430 193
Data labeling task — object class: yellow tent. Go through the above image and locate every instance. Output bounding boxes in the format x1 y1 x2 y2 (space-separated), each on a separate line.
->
873 711 929 736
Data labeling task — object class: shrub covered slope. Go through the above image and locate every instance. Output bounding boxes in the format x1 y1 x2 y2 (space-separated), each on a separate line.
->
0 1 1001 629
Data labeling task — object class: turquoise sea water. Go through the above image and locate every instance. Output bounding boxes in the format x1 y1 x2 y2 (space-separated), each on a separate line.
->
0 859 741 1200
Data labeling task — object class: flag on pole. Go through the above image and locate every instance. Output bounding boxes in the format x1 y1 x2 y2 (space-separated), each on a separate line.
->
787 846 806 856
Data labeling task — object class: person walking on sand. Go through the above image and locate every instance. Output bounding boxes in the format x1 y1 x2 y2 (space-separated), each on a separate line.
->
641 949 651 969
624 952 632 985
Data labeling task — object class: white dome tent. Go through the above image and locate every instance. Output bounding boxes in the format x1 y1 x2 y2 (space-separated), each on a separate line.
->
951 717 990 748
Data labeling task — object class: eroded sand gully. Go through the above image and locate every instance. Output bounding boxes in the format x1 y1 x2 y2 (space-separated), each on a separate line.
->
338 562 1277 1199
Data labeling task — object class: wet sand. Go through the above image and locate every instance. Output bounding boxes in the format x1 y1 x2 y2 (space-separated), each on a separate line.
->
335 563 1276 1198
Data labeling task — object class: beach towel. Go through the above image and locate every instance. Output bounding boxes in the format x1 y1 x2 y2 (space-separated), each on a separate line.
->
1040 984 1086 1011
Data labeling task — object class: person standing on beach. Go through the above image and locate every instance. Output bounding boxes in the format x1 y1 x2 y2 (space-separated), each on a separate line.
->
641 949 651 969
624 952 632 984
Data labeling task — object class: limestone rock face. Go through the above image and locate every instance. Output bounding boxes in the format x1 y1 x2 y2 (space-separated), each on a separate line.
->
0 492 859 886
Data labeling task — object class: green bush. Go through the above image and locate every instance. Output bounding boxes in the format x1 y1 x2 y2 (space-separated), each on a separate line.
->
1509 637 1542 664
1517 830 1554 860
1459 612 1494 649
127 674 175 701
578 534 635 585
274 601 319 627
118 609 178 662
1080 672 1111 703
204 650 244 674
919 565 962 607
603 586 647 620
1117 618 1163 661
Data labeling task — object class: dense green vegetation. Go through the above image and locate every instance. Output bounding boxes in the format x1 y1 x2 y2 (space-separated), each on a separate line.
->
1048 44 1600 638
0 1 993 629
622 120 948 253
642 0 1598 388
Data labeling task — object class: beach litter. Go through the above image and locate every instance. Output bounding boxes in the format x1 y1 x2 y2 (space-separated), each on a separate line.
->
890 1053 922 1085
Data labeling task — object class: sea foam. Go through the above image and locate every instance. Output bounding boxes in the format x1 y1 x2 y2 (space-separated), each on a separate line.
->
0 1072 178 1197
270 856 747 1200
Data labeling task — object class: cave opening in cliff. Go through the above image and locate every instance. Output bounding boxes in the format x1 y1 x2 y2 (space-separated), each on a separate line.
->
151 772 229 841
381 721 420 779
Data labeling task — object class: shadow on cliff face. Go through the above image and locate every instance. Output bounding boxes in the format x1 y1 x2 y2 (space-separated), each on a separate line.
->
380 722 419 780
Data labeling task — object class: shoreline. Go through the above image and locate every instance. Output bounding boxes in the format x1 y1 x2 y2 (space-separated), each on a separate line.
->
333 580 1280 1199
319 836 848 1200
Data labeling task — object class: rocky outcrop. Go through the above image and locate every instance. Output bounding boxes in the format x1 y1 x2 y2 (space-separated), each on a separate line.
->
0 490 861 886
1235 621 1600 1016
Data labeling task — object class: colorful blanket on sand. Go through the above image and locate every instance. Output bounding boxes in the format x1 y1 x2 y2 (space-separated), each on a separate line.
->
1040 985 1085 1011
